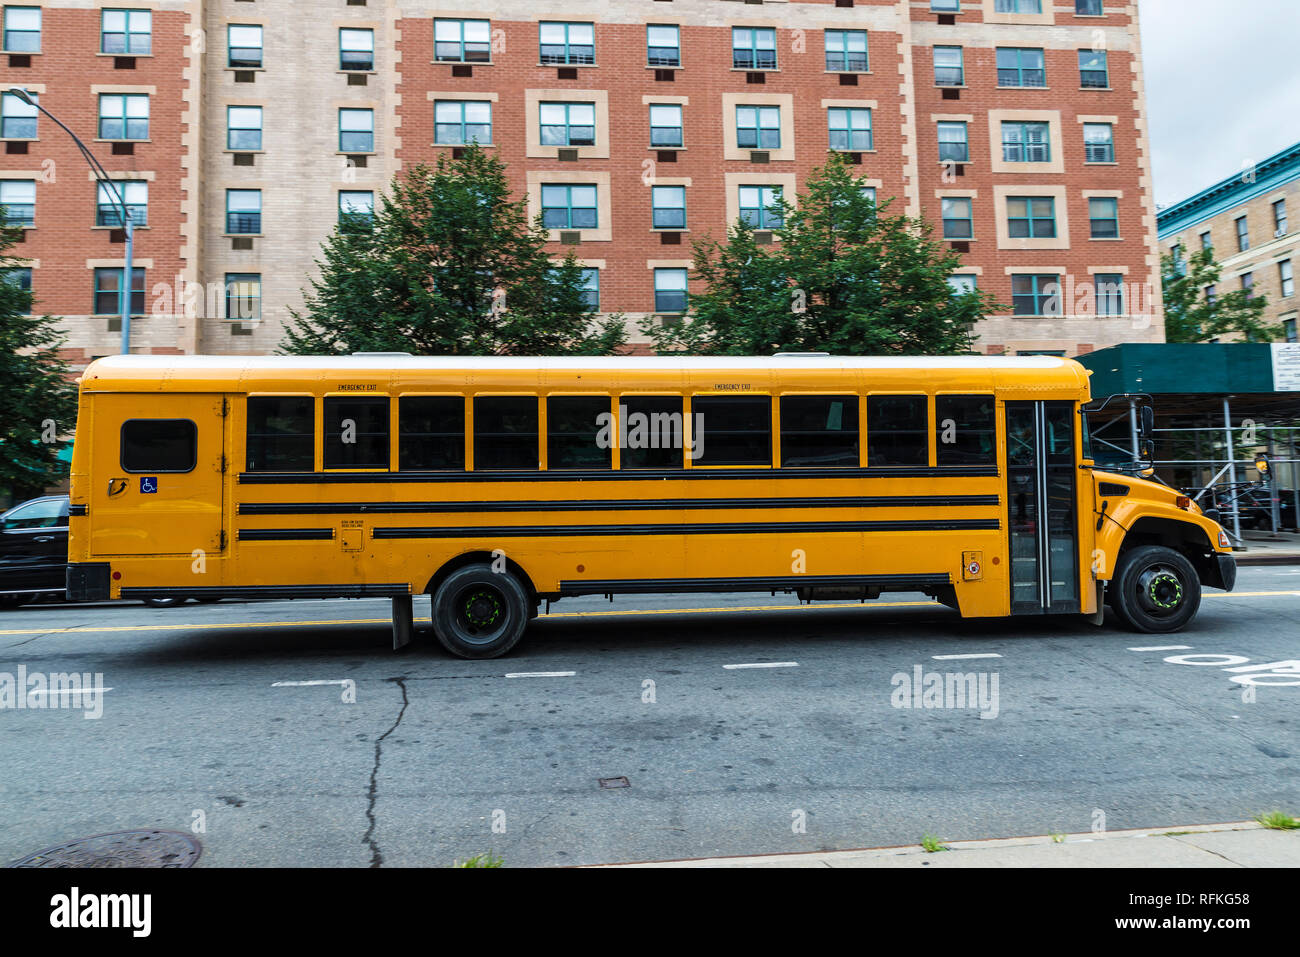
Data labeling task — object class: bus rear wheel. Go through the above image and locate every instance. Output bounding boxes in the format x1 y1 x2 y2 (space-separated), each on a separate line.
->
431 564 530 659
1109 545 1201 633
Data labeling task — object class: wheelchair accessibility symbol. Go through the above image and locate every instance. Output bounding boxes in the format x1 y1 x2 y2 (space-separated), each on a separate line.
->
140 477 159 494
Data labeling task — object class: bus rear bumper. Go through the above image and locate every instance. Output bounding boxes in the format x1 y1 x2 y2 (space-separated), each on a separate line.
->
67 563 112 602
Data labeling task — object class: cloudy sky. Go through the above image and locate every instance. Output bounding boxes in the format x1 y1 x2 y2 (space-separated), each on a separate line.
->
1141 0 1300 208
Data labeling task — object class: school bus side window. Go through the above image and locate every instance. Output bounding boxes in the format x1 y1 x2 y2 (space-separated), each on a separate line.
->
866 395 928 466
120 419 197 473
398 397 465 471
936 394 996 466
780 395 859 467
693 395 771 467
474 396 538 470
324 396 389 470
547 396 612 470
246 397 314 472
620 396 685 469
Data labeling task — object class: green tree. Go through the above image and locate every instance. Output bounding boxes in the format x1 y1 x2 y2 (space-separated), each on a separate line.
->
1161 247 1278 343
643 153 1000 355
282 144 625 355
0 221 77 499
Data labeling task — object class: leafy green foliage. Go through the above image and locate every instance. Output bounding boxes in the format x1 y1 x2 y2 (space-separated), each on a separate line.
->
282 145 626 356
1161 247 1279 343
642 154 1000 355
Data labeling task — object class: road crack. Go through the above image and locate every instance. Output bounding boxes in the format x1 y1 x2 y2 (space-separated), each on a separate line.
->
363 676 409 868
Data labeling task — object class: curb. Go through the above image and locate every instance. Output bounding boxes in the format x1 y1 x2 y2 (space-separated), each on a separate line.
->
1234 553 1300 566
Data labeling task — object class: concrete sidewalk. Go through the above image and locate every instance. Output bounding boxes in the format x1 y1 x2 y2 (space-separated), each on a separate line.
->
595 821 1300 867
1234 530 1300 564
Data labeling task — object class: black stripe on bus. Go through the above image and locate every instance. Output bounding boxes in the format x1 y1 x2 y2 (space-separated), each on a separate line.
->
68 504 88 517
237 465 1000 484
372 519 1001 540
120 583 410 600
558 573 951 596
238 494 1002 516
236 528 336 542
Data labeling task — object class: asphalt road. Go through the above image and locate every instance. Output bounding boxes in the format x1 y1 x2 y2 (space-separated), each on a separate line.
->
1 569 1298 867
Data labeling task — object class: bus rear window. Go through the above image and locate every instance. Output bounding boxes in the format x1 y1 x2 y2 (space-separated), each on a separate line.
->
620 396 684 469
547 396 611 470
247 397 314 472
324 396 390 470
693 396 771 467
120 419 197 473
780 395 859 467
399 397 464 471
474 396 538 470
936 395 996 466
867 395 928 466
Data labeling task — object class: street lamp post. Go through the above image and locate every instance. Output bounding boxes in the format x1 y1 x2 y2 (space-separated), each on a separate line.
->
11 88 135 355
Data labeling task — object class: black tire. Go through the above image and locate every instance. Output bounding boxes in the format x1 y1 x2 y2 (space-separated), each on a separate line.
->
194 597 222 604
0 593 33 610
1109 545 1201 633
143 597 187 608
430 563 530 659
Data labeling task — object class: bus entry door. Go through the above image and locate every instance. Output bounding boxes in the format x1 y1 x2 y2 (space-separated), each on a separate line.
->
89 393 228 557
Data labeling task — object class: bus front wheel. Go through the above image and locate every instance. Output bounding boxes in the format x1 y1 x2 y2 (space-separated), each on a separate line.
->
1109 545 1201 634
431 564 530 659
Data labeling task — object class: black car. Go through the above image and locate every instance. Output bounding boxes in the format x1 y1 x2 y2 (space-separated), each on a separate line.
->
0 494 69 608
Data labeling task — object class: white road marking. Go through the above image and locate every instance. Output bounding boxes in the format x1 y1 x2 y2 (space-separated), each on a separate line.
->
931 653 1002 661
723 662 799 670
1127 644 1192 652
271 680 351 688
505 671 576 679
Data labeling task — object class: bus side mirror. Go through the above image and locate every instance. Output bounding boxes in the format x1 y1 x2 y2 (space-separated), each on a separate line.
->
1255 453 1271 481
1140 406 1155 440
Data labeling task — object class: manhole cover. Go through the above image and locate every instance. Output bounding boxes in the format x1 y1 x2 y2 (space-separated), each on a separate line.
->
8 829 202 868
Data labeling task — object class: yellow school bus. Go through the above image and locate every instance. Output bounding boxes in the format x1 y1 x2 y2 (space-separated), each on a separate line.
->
65 354 1236 658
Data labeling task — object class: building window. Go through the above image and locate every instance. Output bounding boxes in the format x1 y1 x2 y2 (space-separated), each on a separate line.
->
98 93 149 141
948 275 978 296
995 0 1041 11
825 30 868 72
434 100 491 145
101 9 152 55
578 268 599 310
1089 197 1119 238
1001 121 1050 162
652 185 686 230
227 25 262 68
737 105 780 150
1281 260 1294 298
1012 274 1060 316
732 27 776 71
1083 122 1114 162
1205 284 1216 304
2 6 39 52
540 184 597 229
96 181 146 227
937 121 969 162
539 102 596 147
1078 49 1109 87
654 267 688 313
1094 273 1124 315
227 106 262 150
647 24 680 67
434 18 490 63
3 265 31 292
1235 215 1250 251
225 273 261 322
941 197 973 239
339 109 374 153
0 179 35 226
931 0 961 10
539 21 594 65
1076 0 1104 13
340 28 374 71
996 47 1046 87
739 185 783 229
649 103 683 148
226 189 262 234
0 90 36 138
1286 318 1297 343
933 45 964 85
1007 196 1056 238
1274 199 1289 236
1199 230 1213 251
93 266 145 315
828 108 872 151
1241 272 1255 298
339 190 374 225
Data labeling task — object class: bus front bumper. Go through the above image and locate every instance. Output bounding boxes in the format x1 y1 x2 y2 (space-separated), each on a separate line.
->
1212 553 1237 592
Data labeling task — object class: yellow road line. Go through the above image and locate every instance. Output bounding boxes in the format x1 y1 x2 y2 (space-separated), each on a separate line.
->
0 591 1294 637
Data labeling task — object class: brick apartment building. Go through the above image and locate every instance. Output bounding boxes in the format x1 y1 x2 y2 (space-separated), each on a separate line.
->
0 0 1163 370
1158 141 1299 343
